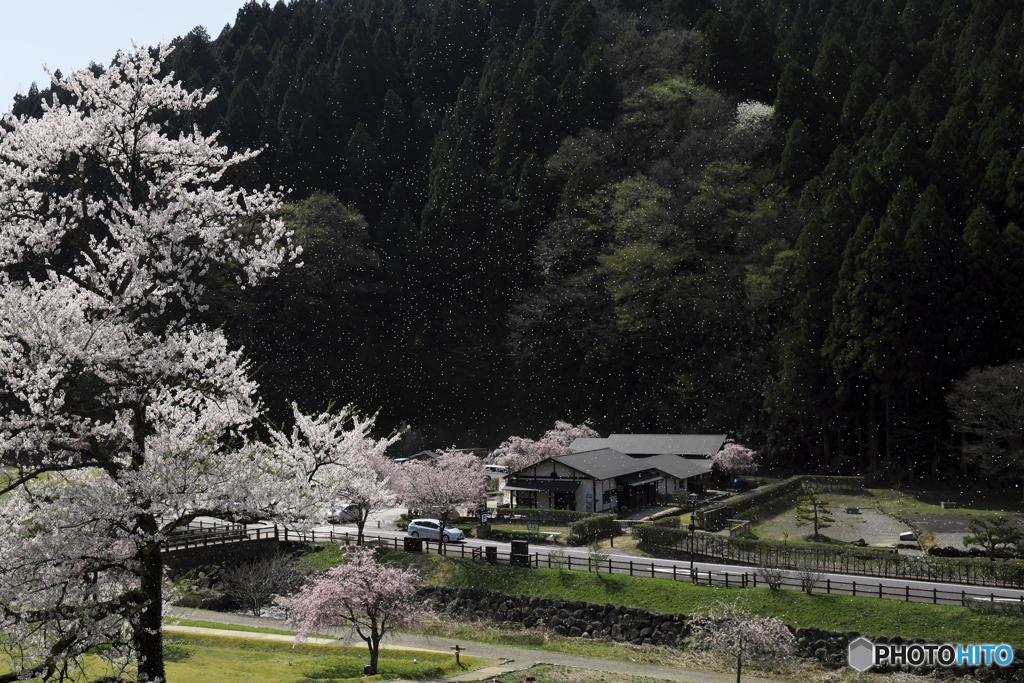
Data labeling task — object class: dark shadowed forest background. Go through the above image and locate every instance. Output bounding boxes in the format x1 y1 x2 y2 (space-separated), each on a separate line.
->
13 0 1024 487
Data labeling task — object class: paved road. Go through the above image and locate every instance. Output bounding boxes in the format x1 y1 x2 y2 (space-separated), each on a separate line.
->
306 524 1024 606
166 606 778 683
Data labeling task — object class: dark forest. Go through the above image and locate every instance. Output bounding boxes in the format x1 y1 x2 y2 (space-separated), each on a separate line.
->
13 0 1024 487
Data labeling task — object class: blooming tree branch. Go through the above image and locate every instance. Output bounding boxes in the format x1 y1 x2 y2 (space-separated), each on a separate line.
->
493 420 599 472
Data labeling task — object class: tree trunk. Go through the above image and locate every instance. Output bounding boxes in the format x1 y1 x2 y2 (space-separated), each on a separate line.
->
370 633 382 674
135 539 165 683
736 649 743 683
357 519 366 546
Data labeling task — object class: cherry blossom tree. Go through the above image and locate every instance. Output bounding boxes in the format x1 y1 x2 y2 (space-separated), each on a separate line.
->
0 45 392 682
280 546 426 674
391 448 487 541
689 602 795 683
710 441 759 476
493 420 599 472
329 451 397 545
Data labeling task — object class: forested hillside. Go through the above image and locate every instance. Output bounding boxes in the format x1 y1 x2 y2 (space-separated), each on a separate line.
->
11 0 1024 488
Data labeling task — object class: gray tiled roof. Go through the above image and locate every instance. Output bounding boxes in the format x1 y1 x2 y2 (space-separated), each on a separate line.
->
569 434 727 456
549 448 711 482
553 448 640 479
643 453 712 479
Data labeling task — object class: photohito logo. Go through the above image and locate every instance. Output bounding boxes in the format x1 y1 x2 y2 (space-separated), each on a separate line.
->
848 637 1014 672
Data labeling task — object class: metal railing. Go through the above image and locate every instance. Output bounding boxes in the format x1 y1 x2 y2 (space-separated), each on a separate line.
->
177 526 1024 609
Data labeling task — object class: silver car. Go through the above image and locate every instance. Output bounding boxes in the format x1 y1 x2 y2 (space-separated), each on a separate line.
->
407 518 464 542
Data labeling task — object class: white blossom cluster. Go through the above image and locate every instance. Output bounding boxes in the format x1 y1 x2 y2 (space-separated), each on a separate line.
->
733 100 776 137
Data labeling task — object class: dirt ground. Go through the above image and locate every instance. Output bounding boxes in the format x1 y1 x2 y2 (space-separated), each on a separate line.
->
749 492 916 550
908 513 1024 549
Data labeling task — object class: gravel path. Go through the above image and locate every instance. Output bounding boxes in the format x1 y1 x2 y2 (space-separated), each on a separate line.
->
909 514 1024 550
750 495 915 549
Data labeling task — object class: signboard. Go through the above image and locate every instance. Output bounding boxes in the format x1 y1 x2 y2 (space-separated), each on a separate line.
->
585 492 594 513
527 522 540 532
480 513 488 523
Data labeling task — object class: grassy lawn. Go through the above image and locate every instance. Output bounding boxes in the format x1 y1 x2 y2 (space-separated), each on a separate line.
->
2 631 492 683
871 487 1024 517
162 632 491 683
376 551 1024 646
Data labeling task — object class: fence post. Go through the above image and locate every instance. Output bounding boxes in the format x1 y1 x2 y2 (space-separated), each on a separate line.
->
827 579 830 594
905 586 909 602
933 588 937 604
753 572 756 588
961 590 965 606
726 573 729 588
878 583 882 599
609 559 612 574
651 562 655 578
852 581 856 596
629 560 633 576
673 564 677 581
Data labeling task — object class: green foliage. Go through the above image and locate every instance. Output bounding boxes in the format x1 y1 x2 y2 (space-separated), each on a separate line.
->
567 514 619 544
963 517 1024 561
794 488 835 539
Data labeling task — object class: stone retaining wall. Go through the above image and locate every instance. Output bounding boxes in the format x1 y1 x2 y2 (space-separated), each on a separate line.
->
418 586 690 647
418 586 1024 679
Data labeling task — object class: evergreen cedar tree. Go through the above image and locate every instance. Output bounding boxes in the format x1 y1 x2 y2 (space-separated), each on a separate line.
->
0 45 397 682
9 0 1024 482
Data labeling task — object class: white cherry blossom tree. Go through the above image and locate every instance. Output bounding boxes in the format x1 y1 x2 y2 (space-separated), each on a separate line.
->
391 448 488 542
0 45 388 682
493 420 599 472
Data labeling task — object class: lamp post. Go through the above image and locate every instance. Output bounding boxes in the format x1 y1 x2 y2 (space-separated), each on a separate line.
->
689 492 698 582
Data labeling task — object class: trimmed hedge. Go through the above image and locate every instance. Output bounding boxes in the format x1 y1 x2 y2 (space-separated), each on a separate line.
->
696 475 864 527
567 514 619 544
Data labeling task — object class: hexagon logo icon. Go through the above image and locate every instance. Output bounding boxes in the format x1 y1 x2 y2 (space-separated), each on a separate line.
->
848 636 875 672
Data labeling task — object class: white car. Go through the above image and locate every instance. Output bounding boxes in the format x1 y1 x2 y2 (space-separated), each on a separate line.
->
483 464 509 480
406 519 465 542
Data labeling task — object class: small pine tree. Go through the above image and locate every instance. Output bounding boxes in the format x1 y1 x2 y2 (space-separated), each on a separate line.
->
795 487 835 540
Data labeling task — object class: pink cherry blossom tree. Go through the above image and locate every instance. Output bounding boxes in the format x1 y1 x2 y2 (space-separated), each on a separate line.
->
391 448 488 542
493 420 599 472
0 45 392 683
689 602 796 683
280 546 426 674
710 441 759 476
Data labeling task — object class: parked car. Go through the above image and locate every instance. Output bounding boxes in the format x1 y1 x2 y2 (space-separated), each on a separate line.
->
406 518 465 542
326 504 361 524
483 464 509 480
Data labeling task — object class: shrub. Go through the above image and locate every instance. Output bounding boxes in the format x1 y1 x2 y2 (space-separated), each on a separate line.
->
567 515 619 544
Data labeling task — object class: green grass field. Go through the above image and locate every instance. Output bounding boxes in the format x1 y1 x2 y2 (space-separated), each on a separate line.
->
375 551 1024 646
162 632 490 683
3 631 491 683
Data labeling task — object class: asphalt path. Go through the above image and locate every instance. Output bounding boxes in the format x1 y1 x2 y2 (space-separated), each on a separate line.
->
312 523 1024 606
